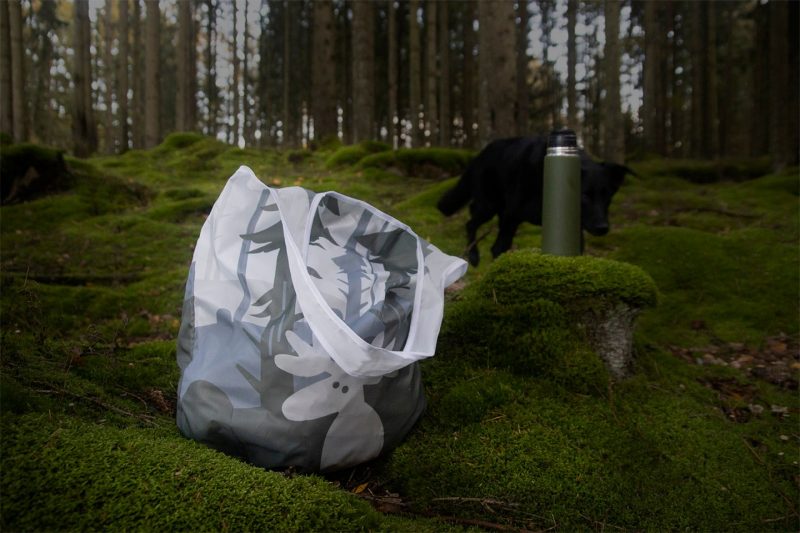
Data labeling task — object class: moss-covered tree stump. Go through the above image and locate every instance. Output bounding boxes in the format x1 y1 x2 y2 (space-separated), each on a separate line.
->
442 251 657 382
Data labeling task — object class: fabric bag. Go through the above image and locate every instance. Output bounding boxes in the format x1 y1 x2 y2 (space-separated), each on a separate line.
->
176 166 466 472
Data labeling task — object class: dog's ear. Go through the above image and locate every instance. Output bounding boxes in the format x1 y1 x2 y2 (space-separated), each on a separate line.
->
602 162 635 190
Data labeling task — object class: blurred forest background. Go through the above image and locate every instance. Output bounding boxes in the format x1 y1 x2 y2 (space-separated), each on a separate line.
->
0 0 798 168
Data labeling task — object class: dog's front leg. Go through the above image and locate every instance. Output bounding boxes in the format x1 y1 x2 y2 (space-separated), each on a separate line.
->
466 203 495 266
491 216 521 259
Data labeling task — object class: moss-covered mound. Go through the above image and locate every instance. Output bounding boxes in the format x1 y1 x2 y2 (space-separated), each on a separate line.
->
0 414 385 531
357 147 475 179
472 250 658 311
325 141 391 169
632 157 773 183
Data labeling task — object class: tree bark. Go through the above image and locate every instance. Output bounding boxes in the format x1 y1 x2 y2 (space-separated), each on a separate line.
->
118 0 129 151
243 0 250 144
409 0 422 146
689 0 704 157
177 0 192 132
351 0 375 142
104 0 115 152
643 0 659 154
388 0 398 147
8 0 26 142
282 0 293 145
132 0 145 148
144 0 160 148
312 0 337 142
515 0 530 136
769 0 792 170
438 0 450 146
72 0 97 156
566 0 577 131
603 0 623 163
232 2 240 145
705 1 718 159
0 1 13 137
462 0 476 148
477 0 491 144
424 0 437 144
205 0 218 137
479 0 516 144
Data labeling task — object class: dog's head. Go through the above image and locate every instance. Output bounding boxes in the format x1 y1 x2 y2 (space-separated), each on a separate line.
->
580 161 631 236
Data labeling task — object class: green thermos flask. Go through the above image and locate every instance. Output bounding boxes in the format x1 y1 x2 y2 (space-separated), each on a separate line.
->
542 129 581 256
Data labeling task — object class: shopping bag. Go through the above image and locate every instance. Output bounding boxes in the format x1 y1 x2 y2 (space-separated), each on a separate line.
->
176 166 467 471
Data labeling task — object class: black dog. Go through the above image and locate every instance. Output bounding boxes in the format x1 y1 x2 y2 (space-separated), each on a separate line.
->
438 136 631 266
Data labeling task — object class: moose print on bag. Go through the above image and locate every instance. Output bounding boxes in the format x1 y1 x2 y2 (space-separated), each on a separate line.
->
274 330 386 470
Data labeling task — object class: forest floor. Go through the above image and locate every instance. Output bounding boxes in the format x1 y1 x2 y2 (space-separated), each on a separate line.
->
1 134 798 531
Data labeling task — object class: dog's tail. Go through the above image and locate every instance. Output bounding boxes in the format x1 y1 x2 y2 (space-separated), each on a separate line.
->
437 173 472 216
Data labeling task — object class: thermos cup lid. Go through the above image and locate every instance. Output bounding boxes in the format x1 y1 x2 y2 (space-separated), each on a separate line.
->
548 129 578 149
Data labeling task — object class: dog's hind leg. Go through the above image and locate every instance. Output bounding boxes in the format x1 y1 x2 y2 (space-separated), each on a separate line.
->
465 203 495 266
490 215 521 259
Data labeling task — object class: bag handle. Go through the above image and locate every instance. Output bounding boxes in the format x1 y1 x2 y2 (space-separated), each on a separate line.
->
272 187 436 378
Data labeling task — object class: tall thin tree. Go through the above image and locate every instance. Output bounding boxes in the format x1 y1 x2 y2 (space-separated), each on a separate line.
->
144 0 160 148
515 0 530 136
312 0 337 141
0 1 13 137
409 0 422 146
437 1 450 146
72 0 97 156
176 0 193 132
117 0 129 151
603 0 623 163
388 0 398 148
424 0 437 144
351 0 375 142
8 0 26 141
104 0 115 152
462 0 476 148
566 0 577 131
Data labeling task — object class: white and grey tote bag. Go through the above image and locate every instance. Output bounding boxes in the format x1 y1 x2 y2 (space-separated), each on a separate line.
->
176 166 466 472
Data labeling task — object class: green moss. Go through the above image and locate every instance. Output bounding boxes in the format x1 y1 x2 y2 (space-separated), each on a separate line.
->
472 250 658 311
357 148 474 178
156 132 207 151
325 141 391 169
0 414 386 532
632 157 772 183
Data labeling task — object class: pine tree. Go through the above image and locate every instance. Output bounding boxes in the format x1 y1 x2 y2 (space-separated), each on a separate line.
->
144 0 160 148
408 0 422 146
603 0 624 163
352 0 375 142
0 1 11 137
72 0 97 156
312 0 337 142
8 0 26 141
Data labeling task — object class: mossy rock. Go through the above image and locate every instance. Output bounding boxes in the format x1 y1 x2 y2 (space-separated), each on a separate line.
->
324 141 391 169
473 250 658 312
0 143 72 204
447 251 657 379
357 148 475 179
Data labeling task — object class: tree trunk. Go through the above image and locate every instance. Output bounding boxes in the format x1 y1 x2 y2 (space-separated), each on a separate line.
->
205 0 217 137
282 0 292 145
144 0 160 148
705 1 718 159
479 0 515 143
643 0 659 154
351 0 374 142
603 0 623 163
312 0 337 142
8 0 26 142
177 0 191 132
104 0 115 152
566 0 577 131
462 0 476 148
388 0 398 148
232 2 240 145
0 1 13 137
423 0 437 144
72 0 97 156
769 0 792 170
515 0 530 136
689 0 704 157
132 0 144 148
409 0 422 146
243 0 251 144
117 0 129 151
437 0 450 146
